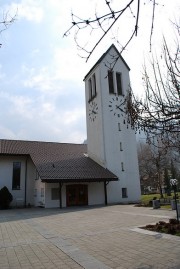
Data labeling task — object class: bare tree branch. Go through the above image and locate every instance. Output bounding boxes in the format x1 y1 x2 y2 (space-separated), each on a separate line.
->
64 0 159 61
0 10 17 47
125 26 180 151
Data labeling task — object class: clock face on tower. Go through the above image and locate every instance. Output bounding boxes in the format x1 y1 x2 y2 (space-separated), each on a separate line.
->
89 100 98 122
109 95 126 117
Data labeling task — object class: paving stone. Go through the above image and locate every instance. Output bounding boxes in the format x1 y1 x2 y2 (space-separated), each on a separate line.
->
0 205 180 269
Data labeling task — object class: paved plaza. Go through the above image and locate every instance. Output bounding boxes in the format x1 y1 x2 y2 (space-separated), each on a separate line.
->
0 205 180 269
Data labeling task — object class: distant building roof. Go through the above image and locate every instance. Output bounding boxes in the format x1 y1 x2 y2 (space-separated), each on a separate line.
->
0 139 118 183
84 44 130 81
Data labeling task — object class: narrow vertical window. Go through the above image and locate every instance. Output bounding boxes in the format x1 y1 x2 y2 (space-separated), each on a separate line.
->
92 73 97 97
121 162 124 171
116 72 123 95
108 70 115 94
88 78 92 101
35 170 39 180
12 162 21 189
34 189 37 197
122 188 128 198
118 123 121 131
41 188 44 197
120 142 123 151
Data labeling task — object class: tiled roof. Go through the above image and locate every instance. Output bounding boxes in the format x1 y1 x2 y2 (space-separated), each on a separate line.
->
0 139 118 182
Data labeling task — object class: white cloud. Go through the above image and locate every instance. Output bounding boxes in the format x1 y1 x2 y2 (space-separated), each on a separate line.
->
0 0 178 145
0 65 6 80
0 89 86 143
0 125 16 140
63 108 85 125
30 48 40 57
0 91 33 119
52 46 90 83
4 0 44 23
22 65 63 95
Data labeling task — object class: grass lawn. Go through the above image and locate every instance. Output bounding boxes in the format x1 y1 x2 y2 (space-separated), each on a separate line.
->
141 194 180 236
160 204 171 209
140 193 180 209
141 192 180 204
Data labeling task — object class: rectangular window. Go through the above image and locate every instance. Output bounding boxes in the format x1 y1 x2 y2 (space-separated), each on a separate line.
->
121 162 124 171
41 188 44 197
92 73 97 97
120 142 123 151
88 78 92 101
51 188 59 200
116 72 123 95
34 189 37 197
12 162 21 189
108 70 115 94
118 123 121 131
122 188 128 198
35 170 39 180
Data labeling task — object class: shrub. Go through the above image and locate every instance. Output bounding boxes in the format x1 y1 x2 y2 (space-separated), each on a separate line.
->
145 224 155 229
167 225 176 235
148 200 153 207
169 219 179 225
159 221 166 225
0 186 13 209
156 225 163 232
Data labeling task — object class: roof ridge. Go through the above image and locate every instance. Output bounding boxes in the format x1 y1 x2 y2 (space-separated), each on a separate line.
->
0 138 84 146
83 43 130 80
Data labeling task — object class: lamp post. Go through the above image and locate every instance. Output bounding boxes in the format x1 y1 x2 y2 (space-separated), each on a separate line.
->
170 179 179 223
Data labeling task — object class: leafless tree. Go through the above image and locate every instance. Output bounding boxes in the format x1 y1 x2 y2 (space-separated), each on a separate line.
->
0 10 17 47
126 25 180 151
64 0 161 61
138 141 171 197
64 1 179 150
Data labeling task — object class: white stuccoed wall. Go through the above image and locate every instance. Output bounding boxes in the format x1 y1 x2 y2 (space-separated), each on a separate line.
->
85 66 106 167
85 45 141 203
34 177 45 207
44 182 105 208
0 156 36 207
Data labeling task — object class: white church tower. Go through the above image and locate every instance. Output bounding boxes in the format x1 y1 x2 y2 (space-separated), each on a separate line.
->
84 44 141 203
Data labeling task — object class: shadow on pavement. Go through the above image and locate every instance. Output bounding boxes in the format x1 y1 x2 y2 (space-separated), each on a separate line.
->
0 204 108 223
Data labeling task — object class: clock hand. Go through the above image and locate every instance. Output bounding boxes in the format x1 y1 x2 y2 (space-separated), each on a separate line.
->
92 110 97 114
116 105 124 113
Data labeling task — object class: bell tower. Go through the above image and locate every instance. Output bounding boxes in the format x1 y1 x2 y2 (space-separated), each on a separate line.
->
84 44 141 203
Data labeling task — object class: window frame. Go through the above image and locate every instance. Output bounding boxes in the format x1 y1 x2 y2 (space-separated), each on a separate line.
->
121 162 124 171
120 142 123 151
88 78 93 101
108 70 115 94
118 123 121 131
34 189 37 197
92 73 97 98
88 73 97 102
41 188 44 197
116 72 123 95
122 188 128 198
12 162 21 190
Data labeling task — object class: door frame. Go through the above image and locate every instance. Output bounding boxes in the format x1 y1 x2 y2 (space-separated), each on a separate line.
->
66 184 88 207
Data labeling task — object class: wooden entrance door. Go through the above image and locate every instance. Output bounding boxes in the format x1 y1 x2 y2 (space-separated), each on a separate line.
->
66 184 88 206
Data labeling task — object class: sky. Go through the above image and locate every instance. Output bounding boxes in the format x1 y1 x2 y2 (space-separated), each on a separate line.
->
0 0 179 144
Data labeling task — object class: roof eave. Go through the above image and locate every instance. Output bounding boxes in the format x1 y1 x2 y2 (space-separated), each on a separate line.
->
41 177 118 183
83 44 130 81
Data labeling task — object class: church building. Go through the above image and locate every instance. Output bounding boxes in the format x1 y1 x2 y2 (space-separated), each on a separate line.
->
0 44 141 208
